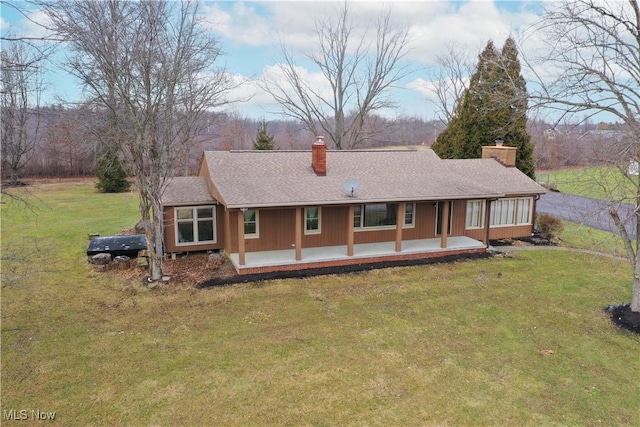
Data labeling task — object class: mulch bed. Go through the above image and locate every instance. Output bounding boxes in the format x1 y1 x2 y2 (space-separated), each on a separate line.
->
604 304 640 335
196 251 494 288
108 251 494 289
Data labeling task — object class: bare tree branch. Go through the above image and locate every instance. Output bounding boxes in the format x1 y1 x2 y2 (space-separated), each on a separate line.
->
424 43 475 124
260 2 411 149
1 41 45 184
529 0 640 311
40 0 235 280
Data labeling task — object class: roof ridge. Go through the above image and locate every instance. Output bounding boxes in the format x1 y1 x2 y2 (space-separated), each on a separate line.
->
205 148 422 154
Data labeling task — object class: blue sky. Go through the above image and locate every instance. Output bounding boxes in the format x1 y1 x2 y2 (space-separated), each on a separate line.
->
1 1 545 120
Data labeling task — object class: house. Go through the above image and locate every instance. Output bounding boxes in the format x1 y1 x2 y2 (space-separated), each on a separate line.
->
161 138 546 275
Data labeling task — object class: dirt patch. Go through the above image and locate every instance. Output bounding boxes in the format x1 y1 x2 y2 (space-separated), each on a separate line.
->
163 253 237 285
605 304 640 335
110 252 237 288
1 180 30 188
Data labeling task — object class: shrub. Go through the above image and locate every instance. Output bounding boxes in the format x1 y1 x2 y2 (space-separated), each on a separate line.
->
95 147 131 193
536 213 563 235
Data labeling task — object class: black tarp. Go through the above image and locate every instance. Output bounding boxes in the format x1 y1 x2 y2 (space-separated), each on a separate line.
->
87 234 147 257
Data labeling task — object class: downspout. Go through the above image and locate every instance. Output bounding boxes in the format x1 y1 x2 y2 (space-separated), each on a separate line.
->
532 194 541 235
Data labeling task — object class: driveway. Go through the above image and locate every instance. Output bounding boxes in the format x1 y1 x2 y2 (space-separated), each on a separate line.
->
536 192 636 238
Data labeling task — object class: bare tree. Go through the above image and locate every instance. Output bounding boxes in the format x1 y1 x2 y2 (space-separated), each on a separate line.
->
42 0 234 280
1 41 45 185
261 2 410 150
426 43 475 125
530 0 640 312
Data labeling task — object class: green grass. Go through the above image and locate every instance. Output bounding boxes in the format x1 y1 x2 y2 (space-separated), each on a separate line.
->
540 167 638 201
558 220 631 258
2 180 639 426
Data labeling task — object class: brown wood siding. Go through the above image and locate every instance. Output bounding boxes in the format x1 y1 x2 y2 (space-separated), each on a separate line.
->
230 208 296 253
302 206 349 248
354 228 397 244
492 224 534 240
464 228 486 241
465 225 534 240
402 202 434 240
226 197 539 254
250 208 296 252
229 210 238 253
449 200 466 236
230 207 351 252
163 205 225 253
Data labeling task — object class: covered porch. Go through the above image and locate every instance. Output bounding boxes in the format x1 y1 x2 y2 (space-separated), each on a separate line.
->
228 236 486 275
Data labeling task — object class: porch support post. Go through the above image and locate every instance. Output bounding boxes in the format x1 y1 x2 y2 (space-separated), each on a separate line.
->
295 207 302 261
224 206 231 251
395 202 405 252
237 210 246 266
484 198 492 247
347 205 354 256
440 200 449 248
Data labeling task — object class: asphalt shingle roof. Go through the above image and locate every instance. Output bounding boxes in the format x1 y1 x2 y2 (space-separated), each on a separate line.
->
201 149 546 208
161 176 216 206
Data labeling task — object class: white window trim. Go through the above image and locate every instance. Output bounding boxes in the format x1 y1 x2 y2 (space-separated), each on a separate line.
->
465 200 486 230
490 197 533 228
490 199 516 228
516 197 533 225
304 207 322 235
244 209 259 239
403 203 416 229
353 203 400 231
174 205 217 246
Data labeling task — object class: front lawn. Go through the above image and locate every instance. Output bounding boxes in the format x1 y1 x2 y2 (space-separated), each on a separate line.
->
2 180 639 426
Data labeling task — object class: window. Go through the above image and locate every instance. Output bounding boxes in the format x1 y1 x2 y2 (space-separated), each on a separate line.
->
466 200 485 229
354 205 362 228
175 206 216 245
305 207 321 234
243 209 259 238
403 203 415 228
489 198 532 227
516 198 532 224
353 204 398 229
490 199 516 226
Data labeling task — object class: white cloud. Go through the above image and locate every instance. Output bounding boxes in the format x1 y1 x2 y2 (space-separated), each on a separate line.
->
23 9 53 39
0 15 9 33
1 6 53 40
406 77 437 100
201 2 276 47
204 1 540 65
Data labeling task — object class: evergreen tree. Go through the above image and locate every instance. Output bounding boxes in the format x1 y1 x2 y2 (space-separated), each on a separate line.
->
432 37 535 179
95 145 131 193
252 119 275 150
497 36 535 179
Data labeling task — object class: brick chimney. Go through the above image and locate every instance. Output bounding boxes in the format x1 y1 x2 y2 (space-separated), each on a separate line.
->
312 135 327 176
482 139 516 167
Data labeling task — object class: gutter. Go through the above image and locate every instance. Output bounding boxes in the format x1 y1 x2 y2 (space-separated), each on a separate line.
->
223 193 509 210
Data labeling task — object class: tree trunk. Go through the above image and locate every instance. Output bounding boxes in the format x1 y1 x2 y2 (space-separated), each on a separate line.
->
610 208 640 313
149 200 164 281
632 264 640 312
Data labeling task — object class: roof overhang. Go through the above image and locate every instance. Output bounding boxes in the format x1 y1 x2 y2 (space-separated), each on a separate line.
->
222 193 520 209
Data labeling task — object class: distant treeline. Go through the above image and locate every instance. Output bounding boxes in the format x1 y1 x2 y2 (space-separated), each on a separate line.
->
2 104 625 179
